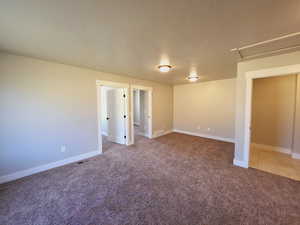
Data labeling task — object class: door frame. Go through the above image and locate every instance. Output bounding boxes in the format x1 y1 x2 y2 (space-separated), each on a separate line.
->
130 85 153 144
96 80 130 154
243 64 300 167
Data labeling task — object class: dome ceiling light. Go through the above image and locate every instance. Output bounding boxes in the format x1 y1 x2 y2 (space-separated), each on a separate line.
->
158 65 172 73
186 74 199 82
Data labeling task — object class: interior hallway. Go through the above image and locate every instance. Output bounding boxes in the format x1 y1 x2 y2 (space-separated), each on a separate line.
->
250 145 300 181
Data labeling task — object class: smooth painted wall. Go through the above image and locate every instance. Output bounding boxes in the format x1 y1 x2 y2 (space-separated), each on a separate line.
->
174 79 236 141
235 51 300 163
251 75 297 149
0 52 173 176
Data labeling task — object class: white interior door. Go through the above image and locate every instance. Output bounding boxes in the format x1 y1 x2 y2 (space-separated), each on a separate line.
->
106 88 126 144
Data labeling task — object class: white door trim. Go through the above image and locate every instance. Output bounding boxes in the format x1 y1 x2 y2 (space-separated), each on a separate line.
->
96 80 130 154
130 85 153 145
243 64 300 167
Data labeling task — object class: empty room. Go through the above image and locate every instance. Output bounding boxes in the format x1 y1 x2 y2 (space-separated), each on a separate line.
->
0 1 300 225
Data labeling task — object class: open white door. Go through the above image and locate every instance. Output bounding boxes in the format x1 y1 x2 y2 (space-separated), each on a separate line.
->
106 88 126 144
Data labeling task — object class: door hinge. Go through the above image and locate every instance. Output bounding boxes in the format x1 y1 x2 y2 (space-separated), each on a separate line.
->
124 135 126 139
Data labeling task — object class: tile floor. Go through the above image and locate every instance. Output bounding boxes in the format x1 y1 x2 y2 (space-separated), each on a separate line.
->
250 144 300 181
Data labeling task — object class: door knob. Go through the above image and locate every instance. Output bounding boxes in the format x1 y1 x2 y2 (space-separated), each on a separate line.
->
106 117 110 120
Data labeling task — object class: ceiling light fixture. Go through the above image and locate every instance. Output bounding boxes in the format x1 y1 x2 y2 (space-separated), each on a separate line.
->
186 74 199 82
158 65 171 73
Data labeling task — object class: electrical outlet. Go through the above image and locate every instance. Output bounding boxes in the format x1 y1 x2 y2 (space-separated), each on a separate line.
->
197 126 201 130
61 145 66 153
207 128 211 131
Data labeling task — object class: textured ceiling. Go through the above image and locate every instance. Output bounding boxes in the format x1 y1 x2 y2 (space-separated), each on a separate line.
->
1 0 300 84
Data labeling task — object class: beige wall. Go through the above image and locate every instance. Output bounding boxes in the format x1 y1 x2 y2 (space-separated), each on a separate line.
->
0 52 173 176
235 50 300 163
293 74 300 155
174 79 236 141
251 75 297 149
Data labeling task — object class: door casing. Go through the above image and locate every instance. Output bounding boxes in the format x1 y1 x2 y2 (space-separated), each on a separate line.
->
96 80 130 154
241 64 300 168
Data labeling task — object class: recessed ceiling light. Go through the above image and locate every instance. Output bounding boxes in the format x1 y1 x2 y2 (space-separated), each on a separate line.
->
186 75 199 82
158 65 171 73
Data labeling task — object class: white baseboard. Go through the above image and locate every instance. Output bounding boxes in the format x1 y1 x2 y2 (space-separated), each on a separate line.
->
173 129 235 143
292 152 300 159
251 143 291 154
233 158 249 168
152 130 173 138
0 150 101 184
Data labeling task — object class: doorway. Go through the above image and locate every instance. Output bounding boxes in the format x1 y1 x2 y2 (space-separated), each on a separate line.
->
243 66 300 180
96 81 130 154
131 85 152 144
248 75 300 180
